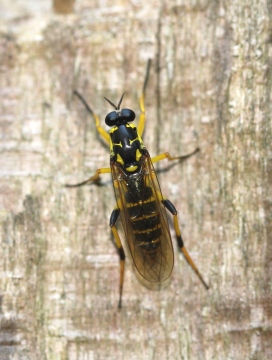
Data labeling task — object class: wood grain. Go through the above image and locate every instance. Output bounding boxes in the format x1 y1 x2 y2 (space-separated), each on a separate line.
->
0 1 271 359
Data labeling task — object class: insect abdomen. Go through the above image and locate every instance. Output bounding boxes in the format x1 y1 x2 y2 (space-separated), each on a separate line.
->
126 186 162 252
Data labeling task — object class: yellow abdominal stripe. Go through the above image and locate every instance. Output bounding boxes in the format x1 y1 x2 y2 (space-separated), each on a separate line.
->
134 224 161 234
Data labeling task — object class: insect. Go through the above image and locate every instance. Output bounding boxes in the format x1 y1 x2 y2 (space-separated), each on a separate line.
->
66 60 209 308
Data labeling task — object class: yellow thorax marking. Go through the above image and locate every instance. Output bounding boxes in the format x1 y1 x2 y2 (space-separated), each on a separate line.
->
116 154 124 165
126 165 138 172
129 138 138 145
109 126 118 134
136 149 142 161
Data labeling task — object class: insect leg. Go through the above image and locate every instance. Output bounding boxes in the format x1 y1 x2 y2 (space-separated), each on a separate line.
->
162 199 209 290
65 167 111 187
151 148 200 164
110 208 125 309
74 90 110 144
138 59 152 137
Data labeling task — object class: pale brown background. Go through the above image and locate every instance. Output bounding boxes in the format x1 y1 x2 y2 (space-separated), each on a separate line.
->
0 0 271 359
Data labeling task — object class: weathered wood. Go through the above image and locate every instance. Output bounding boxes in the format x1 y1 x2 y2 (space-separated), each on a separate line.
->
0 1 271 359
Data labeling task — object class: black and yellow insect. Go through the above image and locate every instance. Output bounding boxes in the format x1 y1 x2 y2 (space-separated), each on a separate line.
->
66 60 209 308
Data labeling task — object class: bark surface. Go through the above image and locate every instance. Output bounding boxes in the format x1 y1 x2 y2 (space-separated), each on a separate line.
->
0 1 271 359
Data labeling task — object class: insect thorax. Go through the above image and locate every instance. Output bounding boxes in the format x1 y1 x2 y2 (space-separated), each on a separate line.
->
109 123 146 172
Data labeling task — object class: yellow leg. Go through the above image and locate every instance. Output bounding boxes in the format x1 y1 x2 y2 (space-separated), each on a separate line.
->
74 90 110 144
65 167 111 187
162 198 209 290
137 95 146 138
110 208 125 309
151 148 200 164
138 59 152 137
93 113 111 144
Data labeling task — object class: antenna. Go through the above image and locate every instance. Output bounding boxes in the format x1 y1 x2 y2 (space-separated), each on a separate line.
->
117 93 125 110
104 93 125 110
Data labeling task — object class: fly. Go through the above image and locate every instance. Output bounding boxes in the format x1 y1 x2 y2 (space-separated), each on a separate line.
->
66 60 209 308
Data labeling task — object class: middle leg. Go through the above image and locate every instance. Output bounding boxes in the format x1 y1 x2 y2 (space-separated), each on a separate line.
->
65 167 111 188
151 148 200 164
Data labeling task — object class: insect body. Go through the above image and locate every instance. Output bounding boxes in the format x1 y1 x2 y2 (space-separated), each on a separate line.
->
111 147 174 284
67 61 209 308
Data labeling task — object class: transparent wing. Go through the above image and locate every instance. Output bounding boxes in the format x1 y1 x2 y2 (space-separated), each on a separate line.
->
111 152 174 283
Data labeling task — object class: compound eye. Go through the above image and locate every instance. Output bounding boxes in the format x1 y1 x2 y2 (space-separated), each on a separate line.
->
121 109 135 122
105 111 118 126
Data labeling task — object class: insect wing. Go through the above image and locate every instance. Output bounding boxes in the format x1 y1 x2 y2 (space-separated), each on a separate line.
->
111 153 174 283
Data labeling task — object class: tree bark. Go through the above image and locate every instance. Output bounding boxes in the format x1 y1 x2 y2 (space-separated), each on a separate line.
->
0 0 271 359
